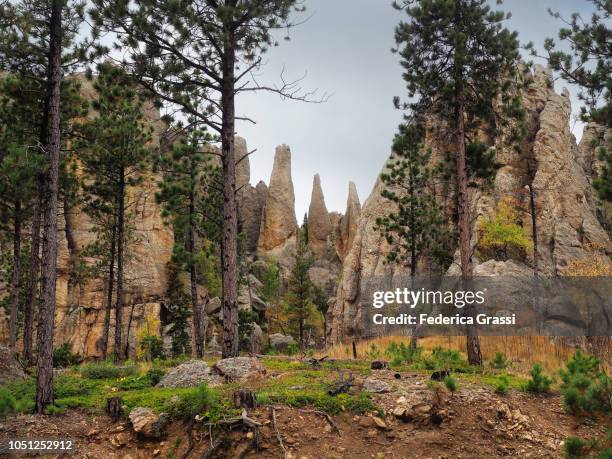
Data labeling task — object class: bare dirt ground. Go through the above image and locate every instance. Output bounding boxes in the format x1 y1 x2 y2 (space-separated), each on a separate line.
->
1 370 609 458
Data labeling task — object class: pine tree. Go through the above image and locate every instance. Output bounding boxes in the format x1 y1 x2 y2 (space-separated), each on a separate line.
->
541 0 611 127
156 126 221 357
375 124 452 348
376 124 453 275
91 0 321 357
77 62 153 363
286 235 314 349
0 73 45 351
393 0 521 365
164 260 192 357
537 1 611 202
0 0 94 410
261 259 284 333
0 146 41 349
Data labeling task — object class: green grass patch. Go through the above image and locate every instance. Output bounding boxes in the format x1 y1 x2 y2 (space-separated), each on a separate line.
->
458 372 527 391
253 369 375 414
80 361 137 379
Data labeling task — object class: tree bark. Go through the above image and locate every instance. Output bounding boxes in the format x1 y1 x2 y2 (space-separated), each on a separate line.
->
221 30 239 358
454 41 482 365
36 0 63 413
114 171 125 363
8 201 22 349
189 186 204 357
101 221 116 359
23 186 41 364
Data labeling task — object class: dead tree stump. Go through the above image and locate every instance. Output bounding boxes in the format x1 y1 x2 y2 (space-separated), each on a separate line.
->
233 389 257 409
105 396 123 421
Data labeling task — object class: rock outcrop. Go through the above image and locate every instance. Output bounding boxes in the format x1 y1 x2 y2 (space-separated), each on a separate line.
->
327 65 612 343
335 182 361 261
52 76 173 358
257 145 298 266
236 137 269 253
307 174 333 255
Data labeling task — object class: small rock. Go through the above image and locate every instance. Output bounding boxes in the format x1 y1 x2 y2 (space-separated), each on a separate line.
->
129 407 169 439
372 417 387 430
370 360 388 370
363 378 391 393
110 433 129 448
392 406 409 420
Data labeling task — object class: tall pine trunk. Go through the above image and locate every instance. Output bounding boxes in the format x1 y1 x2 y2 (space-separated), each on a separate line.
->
221 31 239 358
455 79 482 366
8 201 22 349
101 221 116 359
189 187 203 357
114 173 125 363
23 186 41 364
409 179 418 350
36 0 62 413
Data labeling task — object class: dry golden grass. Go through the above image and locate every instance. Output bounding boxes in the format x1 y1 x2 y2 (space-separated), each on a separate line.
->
320 336 611 375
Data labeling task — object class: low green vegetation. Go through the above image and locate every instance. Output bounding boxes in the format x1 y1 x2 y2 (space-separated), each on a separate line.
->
385 342 422 366
490 351 508 370
0 387 17 416
444 375 458 394
477 197 533 261
559 350 611 417
384 343 470 373
80 361 137 379
525 364 553 393
254 367 374 415
564 436 587 459
166 384 229 422
52 343 81 368
494 375 510 394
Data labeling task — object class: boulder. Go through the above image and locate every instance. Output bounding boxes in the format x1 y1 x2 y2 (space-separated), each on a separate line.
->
0 346 26 385
269 333 296 353
237 284 267 312
129 407 169 439
249 323 264 355
205 297 222 315
157 360 223 388
213 357 266 381
362 377 391 393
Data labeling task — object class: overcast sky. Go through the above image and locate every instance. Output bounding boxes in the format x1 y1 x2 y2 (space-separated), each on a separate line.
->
234 0 595 219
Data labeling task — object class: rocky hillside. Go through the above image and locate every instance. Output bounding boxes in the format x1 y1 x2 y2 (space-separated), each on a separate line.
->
1 65 609 356
327 65 612 343
0 74 362 357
